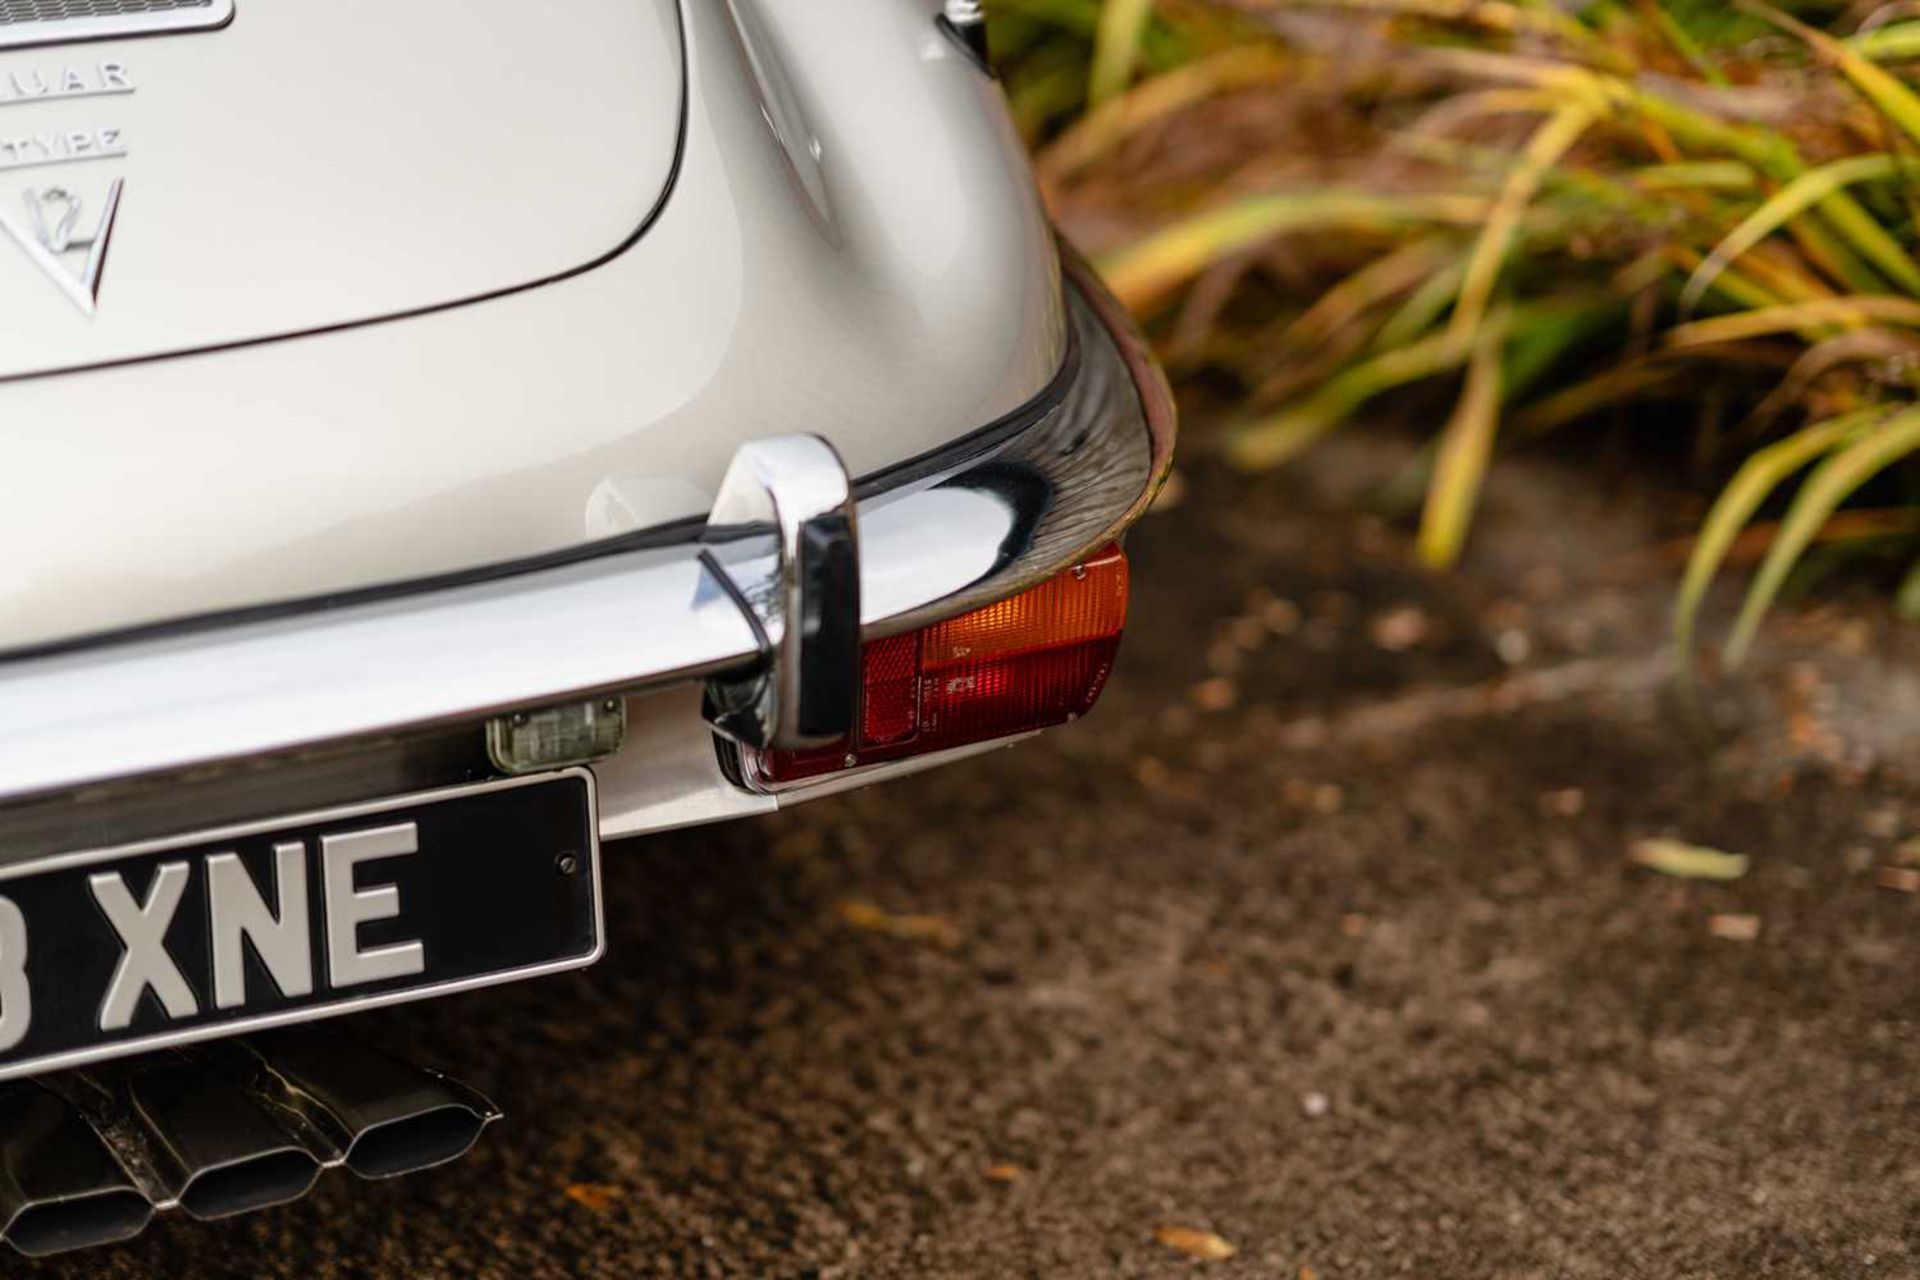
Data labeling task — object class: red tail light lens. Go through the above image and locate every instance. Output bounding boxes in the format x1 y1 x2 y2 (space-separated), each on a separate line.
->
751 544 1130 784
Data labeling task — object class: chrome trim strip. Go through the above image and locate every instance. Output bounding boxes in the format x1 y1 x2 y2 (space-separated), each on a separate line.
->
0 267 1170 805
0 768 602 1085
0 0 233 50
0 332 1080 668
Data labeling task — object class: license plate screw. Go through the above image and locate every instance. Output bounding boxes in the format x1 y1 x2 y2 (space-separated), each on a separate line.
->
555 851 580 877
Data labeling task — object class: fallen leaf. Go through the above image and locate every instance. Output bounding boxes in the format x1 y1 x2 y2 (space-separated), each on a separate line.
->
1133 757 1171 789
1708 913 1762 942
1630 838 1750 882
1876 866 1920 894
563 1183 625 1214
1155 1224 1238 1261
1206 641 1245 677
1370 605 1431 652
982 1163 1024 1184
1494 628 1532 666
1861 806 1903 839
1537 787 1585 817
1224 616 1267 652
835 900 961 949
1190 678 1239 712
1259 597 1302 636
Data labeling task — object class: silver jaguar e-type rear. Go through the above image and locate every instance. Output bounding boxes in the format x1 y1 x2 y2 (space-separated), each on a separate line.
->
0 0 1172 1252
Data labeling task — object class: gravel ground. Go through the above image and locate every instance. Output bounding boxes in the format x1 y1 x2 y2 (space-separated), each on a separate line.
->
34 445 1920 1279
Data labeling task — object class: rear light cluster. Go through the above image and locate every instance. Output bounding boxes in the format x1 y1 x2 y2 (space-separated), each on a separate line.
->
749 544 1130 785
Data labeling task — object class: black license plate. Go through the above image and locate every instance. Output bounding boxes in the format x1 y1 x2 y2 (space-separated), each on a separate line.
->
0 771 600 1081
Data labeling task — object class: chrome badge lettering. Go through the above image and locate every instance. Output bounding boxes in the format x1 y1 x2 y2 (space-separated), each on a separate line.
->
0 126 129 172
0 178 122 316
0 61 133 107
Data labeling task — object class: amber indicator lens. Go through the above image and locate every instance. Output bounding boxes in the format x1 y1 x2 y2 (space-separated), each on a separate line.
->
756 545 1129 784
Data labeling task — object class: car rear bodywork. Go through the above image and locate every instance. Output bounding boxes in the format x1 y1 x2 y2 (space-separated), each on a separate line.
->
0 0 1174 1253
1 0 1066 652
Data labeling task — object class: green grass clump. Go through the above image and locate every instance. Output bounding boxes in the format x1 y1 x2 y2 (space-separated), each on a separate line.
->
990 0 1920 670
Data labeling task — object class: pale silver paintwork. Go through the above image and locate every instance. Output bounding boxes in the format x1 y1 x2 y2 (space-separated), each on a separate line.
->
0 262 1167 854
0 0 683 371
0 0 1065 653
0 0 1178 1104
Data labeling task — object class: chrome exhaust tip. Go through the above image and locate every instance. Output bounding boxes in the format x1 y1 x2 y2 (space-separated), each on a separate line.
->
5 1030 501 1254
0 1083 152 1257
247 1030 499 1181
122 1052 323 1221
174 1148 323 1222
345 1102 491 1179
6 1187 153 1258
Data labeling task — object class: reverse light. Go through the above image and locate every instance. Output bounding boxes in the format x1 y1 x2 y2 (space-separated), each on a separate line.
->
748 544 1129 785
487 698 627 774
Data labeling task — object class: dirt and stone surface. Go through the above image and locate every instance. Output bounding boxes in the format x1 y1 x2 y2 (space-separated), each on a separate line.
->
36 443 1920 1278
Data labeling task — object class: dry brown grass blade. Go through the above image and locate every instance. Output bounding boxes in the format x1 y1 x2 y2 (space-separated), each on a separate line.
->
1089 0 1157 106
1448 99 1601 345
1682 155 1916 315
1663 245 1785 312
1245 0 1604 53
1734 244 1841 305
1401 87 1565 140
1417 310 1508 567
1509 361 1686 435
1630 160 1760 191
1621 507 1920 576
1726 407 1920 665
1096 192 1493 313
1664 297 1920 349
1411 45 1621 95
1744 0 1920 148
1278 236 1456 354
1229 325 1478 468
1746 328 1920 428
1672 412 1879 672
1039 45 1293 182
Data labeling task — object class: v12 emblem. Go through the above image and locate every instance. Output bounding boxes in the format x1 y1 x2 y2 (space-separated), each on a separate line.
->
0 178 122 316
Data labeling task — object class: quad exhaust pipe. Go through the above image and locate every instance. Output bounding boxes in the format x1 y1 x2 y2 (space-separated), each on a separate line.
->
0 1031 498 1257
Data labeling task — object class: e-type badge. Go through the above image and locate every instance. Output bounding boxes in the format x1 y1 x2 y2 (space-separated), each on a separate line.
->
0 179 122 317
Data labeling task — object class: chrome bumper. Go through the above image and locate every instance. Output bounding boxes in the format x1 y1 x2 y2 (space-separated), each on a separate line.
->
0 258 1173 826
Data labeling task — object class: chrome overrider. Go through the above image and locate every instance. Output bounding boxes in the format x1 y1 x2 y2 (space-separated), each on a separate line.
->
698 435 862 753
0 255 1175 827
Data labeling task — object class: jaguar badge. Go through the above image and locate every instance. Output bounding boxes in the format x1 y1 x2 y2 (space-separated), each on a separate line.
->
0 178 122 317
